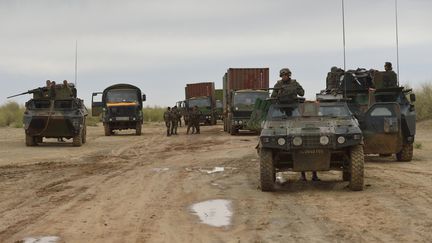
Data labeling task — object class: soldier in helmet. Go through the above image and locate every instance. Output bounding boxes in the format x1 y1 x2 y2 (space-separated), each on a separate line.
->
383 62 398 87
170 106 180 135
163 107 172 136
271 68 305 102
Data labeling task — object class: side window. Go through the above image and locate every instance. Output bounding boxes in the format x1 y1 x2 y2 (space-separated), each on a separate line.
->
370 107 392 116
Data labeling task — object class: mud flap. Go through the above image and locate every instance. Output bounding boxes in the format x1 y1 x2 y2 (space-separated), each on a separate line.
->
292 149 331 172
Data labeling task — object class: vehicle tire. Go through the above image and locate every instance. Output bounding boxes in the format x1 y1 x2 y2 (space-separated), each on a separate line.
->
25 134 36 146
82 125 87 144
230 126 238 135
104 124 111 136
136 123 142 136
349 145 364 191
73 131 83 147
35 136 43 144
342 171 351 181
260 148 275 192
396 143 413 162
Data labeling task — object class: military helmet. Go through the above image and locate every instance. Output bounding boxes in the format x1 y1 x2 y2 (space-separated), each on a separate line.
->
279 68 291 77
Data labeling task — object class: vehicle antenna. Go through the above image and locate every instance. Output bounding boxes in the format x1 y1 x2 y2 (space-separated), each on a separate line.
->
395 0 400 86
74 40 78 87
341 0 347 97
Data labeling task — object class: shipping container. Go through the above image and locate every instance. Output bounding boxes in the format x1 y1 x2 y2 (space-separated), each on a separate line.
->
226 68 269 92
185 82 215 100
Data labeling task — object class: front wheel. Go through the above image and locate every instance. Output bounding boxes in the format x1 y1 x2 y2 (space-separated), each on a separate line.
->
104 124 112 136
136 123 142 136
349 145 364 191
396 143 413 162
25 134 36 146
73 131 83 147
260 148 276 192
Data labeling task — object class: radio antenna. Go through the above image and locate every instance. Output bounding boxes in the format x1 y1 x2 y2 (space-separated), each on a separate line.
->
395 0 400 86
74 40 78 87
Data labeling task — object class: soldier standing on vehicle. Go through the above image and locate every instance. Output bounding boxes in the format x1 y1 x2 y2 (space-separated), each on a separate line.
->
164 107 172 137
170 106 180 135
383 62 398 87
271 68 305 102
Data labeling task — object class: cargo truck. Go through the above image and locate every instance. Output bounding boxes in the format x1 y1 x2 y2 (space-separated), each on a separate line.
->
215 89 223 121
185 82 217 125
223 68 269 135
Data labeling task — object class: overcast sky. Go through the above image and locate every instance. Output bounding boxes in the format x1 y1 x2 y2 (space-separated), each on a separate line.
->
1 0 431 107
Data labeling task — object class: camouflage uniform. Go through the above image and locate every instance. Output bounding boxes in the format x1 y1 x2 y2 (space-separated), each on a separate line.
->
186 108 194 134
163 107 172 136
186 107 201 134
170 107 180 135
271 79 304 101
383 62 398 88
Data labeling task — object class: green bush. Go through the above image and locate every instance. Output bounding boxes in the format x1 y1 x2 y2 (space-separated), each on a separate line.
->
414 83 432 121
0 102 25 128
143 106 165 122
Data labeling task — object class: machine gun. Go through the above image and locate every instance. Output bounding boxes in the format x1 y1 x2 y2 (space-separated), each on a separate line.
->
7 87 48 99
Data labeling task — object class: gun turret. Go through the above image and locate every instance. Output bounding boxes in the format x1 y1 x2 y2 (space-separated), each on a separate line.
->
7 87 47 99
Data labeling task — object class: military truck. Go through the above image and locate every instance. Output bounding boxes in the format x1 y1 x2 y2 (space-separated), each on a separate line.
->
257 96 364 191
8 81 88 147
92 84 146 136
185 82 217 125
329 68 416 161
223 68 269 135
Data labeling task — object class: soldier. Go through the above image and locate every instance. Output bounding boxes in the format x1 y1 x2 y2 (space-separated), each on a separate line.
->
300 171 320 181
163 107 172 136
170 106 180 135
383 62 398 87
186 107 195 134
193 105 201 134
271 68 305 102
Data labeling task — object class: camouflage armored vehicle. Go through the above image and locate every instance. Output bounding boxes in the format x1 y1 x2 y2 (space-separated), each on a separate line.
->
330 68 416 161
8 81 88 147
92 84 146 136
257 97 364 191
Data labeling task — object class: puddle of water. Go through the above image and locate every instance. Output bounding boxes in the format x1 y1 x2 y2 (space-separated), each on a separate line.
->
200 167 224 174
190 199 233 227
22 236 60 243
152 167 169 172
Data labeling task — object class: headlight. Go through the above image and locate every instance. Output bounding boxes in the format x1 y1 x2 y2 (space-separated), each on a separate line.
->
277 138 286 146
132 117 136 121
337 136 346 144
109 118 113 121
239 120 243 124
293 137 302 146
320 136 329 145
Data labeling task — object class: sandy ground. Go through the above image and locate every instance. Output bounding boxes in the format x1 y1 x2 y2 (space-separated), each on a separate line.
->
1 121 432 243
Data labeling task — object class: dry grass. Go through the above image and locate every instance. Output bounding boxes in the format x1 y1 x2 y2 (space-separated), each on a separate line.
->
143 106 165 122
0 102 25 128
414 82 432 121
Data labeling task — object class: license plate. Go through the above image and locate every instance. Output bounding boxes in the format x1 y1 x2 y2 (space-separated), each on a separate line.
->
116 117 129 121
299 149 325 155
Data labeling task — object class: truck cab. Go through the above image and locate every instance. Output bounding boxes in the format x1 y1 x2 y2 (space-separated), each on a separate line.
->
226 89 269 135
92 84 146 136
185 96 216 125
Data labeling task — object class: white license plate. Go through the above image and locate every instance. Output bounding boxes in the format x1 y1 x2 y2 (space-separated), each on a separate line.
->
116 117 130 121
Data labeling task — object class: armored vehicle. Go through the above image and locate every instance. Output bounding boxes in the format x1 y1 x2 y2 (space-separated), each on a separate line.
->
330 68 416 161
92 84 146 136
257 97 364 191
8 81 88 147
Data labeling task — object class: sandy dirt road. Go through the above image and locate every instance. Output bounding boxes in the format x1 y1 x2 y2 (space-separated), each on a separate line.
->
0 122 432 242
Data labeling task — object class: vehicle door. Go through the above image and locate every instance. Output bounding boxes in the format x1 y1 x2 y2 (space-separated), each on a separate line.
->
91 92 103 116
362 102 402 154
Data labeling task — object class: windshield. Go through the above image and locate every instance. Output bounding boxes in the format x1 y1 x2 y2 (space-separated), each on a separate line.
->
188 98 210 107
216 100 223 109
106 89 138 103
233 92 268 111
269 103 351 119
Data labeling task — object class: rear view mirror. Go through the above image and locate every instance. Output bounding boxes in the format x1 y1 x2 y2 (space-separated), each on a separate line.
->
142 94 146 102
410 93 416 102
